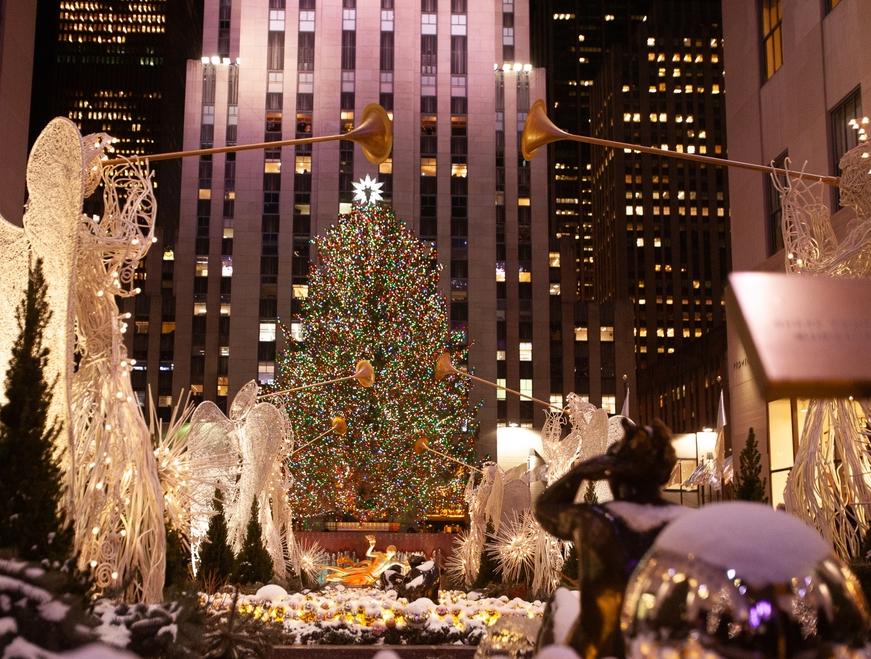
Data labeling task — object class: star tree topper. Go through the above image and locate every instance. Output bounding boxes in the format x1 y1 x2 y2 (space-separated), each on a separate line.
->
352 174 384 206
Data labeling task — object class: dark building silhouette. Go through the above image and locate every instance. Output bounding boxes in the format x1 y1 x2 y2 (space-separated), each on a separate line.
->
29 0 204 235
531 0 730 429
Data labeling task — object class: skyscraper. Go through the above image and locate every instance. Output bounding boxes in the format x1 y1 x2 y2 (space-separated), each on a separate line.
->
156 0 550 460
532 0 730 431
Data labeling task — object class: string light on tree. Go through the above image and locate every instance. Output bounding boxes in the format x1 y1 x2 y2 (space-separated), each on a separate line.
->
273 202 479 520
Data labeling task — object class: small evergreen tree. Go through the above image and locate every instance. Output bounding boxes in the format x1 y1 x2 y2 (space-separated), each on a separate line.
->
582 480 598 504
164 526 192 590
472 522 499 590
198 490 236 585
734 427 767 503
0 259 70 559
234 501 274 584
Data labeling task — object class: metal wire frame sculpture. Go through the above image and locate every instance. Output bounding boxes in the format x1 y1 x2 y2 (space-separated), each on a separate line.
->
773 141 871 559
0 118 169 601
69 142 168 602
0 119 84 512
186 380 295 579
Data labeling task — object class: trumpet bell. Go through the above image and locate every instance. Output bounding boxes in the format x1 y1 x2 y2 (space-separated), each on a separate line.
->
521 99 570 161
348 103 393 165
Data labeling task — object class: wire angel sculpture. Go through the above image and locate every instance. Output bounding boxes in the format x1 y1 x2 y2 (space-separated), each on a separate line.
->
463 462 504 586
773 140 871 558
0 118 177 601
0 119 87 512
563 393 626 501
186 379 295 580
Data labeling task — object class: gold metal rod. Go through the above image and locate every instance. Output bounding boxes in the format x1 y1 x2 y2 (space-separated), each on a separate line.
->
423 444 483 474
259 373 358 400
290 427 333 458
563 132 840 187
460 371 564 412
103 132 343 166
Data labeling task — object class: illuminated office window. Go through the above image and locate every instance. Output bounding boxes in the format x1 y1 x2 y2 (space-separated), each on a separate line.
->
761 0 783 80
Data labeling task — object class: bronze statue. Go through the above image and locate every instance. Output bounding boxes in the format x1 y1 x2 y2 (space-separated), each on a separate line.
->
534 419 682 658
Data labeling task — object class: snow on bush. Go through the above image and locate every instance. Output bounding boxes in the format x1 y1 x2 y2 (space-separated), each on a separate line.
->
204 585 545 646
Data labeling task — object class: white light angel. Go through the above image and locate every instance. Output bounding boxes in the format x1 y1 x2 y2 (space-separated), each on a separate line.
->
186 380 294 579
773 139 871 558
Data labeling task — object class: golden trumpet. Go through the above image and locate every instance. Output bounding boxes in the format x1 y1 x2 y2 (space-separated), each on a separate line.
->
104 102 393 166
521 98 839 186
412 434 482 473
435 351 563 412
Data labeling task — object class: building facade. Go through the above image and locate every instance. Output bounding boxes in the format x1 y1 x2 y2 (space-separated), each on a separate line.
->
722 0 870 504
0 1 37 225
151 0 550 460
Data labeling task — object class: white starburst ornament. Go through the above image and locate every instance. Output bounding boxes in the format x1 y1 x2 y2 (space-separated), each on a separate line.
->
352 174 384 206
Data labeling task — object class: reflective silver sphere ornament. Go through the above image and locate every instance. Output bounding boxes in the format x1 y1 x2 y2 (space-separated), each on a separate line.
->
621 502 871 657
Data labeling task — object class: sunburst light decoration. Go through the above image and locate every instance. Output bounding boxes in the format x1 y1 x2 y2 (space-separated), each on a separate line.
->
485 511 535 583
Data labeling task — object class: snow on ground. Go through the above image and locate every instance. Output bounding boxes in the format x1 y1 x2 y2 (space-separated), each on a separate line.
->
405 574 425 588
654 502 831 588
0 576 51 605
37 601 70 623
2 637 136 658
92 600 132 649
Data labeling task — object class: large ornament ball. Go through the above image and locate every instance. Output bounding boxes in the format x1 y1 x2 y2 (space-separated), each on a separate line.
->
255 584 289 604
621 502 870 657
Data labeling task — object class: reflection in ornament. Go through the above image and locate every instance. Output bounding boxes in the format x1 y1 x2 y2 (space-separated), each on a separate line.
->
622 503 871 657
474 614 541 659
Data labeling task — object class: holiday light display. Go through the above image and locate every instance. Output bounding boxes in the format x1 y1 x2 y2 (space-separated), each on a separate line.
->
204 586 545 645
273 204 479 520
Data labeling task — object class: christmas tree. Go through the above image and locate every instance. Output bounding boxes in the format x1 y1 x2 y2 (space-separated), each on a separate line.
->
198 490 236 585
0 258 70 559
275 202 479 520
734 427 768 503
234 501 274 584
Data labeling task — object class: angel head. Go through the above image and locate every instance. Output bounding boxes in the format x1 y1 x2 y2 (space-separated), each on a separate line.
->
838 139 871 216
569 418 676 504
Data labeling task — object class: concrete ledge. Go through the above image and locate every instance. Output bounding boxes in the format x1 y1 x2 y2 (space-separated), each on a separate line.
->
271 644 477 658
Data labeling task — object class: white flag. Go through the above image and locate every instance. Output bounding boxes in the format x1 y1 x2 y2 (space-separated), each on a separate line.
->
713 389 726 490
620 386 631 420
